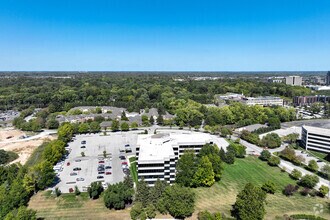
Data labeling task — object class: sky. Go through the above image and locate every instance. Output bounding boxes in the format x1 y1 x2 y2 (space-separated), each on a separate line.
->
0 0 330 71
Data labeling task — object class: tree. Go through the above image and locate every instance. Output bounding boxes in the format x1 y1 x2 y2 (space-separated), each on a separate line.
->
149 116 155 124
259 150 271 161
78 123 90 133
319 185 329 197
120 122 129 131
31 160 56 190
157 115 164 125
283 184 297 196
260 133 281 149
4 206 37 220
141 115 149 126
130 202 144 220
74 185 81 196
199 144 223 181
268 117 281 129
111 120 119 131
57 123 73 142
283 133 299 144
192 156 215 187
131 122 138 130
220 127 232 138
268 156 280 166
149 179 168 204
121 111 128 121
225 150 235 164
135 178 150 206
145 204 156 219
219 147 226 162
290 169 302 180
55 187 61 197
299 175 319 189
104 181 133 210
162 185 195 219
46 118 59 129
233 183 267 220
176 151 197 187
261 181 276 194
90 121 101 133
88 182 104 199
308 160 319 172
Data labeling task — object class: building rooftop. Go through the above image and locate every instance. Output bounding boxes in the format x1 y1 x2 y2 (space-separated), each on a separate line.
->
137 132 213 162
303 125 330 136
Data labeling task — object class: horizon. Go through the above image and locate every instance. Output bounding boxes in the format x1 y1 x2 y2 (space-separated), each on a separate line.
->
1 0 330 71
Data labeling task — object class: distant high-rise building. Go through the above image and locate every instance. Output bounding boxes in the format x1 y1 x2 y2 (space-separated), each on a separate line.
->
326 71 330 86
285 76 302 86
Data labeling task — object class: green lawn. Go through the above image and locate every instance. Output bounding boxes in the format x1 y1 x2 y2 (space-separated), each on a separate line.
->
193 156 330 219
129 156 138 183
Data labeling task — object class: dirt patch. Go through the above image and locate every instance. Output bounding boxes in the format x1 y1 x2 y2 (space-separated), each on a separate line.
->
0 128 26 141
0 128 56 165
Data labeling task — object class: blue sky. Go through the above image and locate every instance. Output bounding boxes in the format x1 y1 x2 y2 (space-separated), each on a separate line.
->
1 0 330 71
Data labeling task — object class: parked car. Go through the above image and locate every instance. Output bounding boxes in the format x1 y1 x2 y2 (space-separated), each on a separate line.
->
98 160 105 164
121 161 128 165
317 159 322 162
105 166 112 169
97 175 104 179
73 167 81 171
81 146 86 149
76 178 85 181
123 168 130 174
122 164 128 169
119 155 126 160
125 144 130 147
75 159 81 162
81 140 86 144
67 162 70 166
98 171 105 174
70 172 78 176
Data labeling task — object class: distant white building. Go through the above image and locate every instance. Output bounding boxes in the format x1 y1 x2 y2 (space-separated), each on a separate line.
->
285 76 302 86
241 96 283 106
136 132 227 186
301 126 330 153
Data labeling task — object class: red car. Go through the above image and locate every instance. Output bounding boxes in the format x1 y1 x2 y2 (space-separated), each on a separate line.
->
121 161 127 165
105 171 112 175
67 162 70 166
98 160 105 164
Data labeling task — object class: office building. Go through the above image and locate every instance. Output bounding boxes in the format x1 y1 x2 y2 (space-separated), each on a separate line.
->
136 132 225 186
285 76 302 86
293 95 330 107
301 126 330 153
241 96 283 106
327 71 330 86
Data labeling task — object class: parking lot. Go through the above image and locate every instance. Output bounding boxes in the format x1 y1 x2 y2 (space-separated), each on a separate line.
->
54 131 139 193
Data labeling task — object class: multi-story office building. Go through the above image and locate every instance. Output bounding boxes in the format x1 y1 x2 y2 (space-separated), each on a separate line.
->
293 95 330 107
241 96 283 106
327 71 330 86
136 132 219 186
285 76 302 86
301 126 330 153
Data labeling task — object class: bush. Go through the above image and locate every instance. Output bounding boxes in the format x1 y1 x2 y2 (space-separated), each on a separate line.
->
261 181 276 194
299 175 319 189
260 133 282 149
290 214 327 220
268 156 280 166
290 169 302 180
300 187 310 196
283 184 298 196
259 150 271 161
308 160 319 172
319 185 329 197
55 187 61 197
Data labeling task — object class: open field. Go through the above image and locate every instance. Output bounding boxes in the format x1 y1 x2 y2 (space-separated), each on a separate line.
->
192 156 330 219
29 156 330 220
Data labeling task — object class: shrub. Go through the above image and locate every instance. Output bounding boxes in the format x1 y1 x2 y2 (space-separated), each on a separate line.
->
259 150 271 161
300 187 310 196
283 184 298 196
261 181 276 194
319 185 329 197
308 160 319 172
260 133 282 149
268 156 280 166
290 214 327 220
299 175 319 189
290 169 302 180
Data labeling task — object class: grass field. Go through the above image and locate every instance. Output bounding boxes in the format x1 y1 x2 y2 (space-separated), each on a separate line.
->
129 156 138 183
29 156 330 220
193 156 330 219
